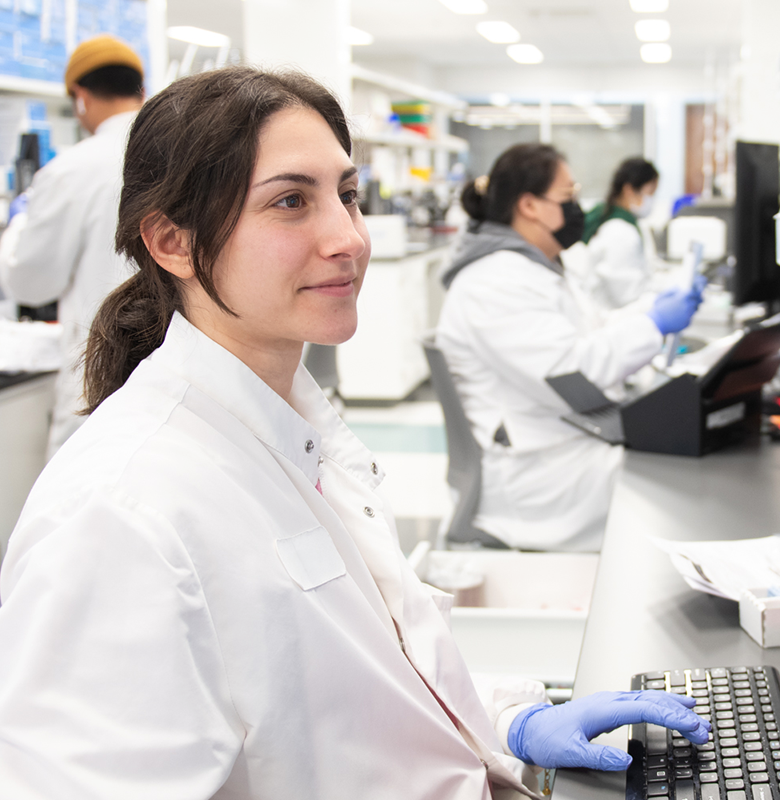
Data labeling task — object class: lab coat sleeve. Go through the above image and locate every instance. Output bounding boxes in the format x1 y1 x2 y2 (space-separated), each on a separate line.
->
588 220 649 309
0 160 89 306
0 488 244 800
456 267 662 404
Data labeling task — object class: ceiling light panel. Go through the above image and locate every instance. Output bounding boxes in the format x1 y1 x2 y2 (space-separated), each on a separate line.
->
438 0 488 14
506 44 543 64
635 19 670 41
629 0 669 11
640 42 672 62
476 21 520 43
167 26 231 48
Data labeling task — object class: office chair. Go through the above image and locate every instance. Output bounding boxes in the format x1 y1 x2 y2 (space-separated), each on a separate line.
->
303 344 343 412
421 335 508 549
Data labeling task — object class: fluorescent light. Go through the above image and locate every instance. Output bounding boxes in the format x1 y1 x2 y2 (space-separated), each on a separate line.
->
507 44 543 64
640 42 672 63
489 92 511 106
347 26 374 46
635 19 670 41
476 21 520 43
438 0 488 14
167 26 231 48
629 0 669 11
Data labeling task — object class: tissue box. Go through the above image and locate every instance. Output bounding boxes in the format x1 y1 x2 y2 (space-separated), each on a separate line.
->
739 588 780 648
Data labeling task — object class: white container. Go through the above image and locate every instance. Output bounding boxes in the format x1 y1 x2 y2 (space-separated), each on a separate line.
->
363 214 407 258
739 587 780 648
408 544 598 685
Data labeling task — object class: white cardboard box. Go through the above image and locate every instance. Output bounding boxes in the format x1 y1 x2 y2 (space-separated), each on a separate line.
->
739 587 780 648
408 544 598 685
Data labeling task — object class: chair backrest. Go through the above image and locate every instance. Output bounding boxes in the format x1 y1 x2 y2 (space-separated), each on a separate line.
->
303 344 339 393
421 335 504 547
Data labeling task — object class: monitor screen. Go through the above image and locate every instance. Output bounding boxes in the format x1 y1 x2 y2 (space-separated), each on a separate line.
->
733 140 780 306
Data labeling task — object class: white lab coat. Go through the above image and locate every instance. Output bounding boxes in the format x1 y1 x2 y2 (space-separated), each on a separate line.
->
436 248 663 552
584 217 650 310
0 111 136 458
0 312 547 800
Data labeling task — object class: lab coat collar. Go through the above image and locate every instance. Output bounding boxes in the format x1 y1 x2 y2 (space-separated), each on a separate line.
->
441 220 562 289
94 109 138 138
150 312 384 491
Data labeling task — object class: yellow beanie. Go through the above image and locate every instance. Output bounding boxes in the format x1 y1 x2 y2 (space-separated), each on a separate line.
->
65 34 144 94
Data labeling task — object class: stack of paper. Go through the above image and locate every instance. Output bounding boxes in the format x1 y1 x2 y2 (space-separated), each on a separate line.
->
652 534 780 601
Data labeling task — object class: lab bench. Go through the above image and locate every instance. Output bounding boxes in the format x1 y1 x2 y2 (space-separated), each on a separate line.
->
0 371 55 562
552 439 780 799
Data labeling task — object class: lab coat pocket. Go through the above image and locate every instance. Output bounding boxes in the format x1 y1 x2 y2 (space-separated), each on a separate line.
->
275 526 346 591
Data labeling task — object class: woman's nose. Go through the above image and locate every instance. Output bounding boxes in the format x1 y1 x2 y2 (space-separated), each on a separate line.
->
322 200 368 261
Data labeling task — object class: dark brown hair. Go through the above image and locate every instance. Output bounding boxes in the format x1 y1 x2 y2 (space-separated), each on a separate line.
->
605 157 659 209
461 143 563 226
83 66 352 413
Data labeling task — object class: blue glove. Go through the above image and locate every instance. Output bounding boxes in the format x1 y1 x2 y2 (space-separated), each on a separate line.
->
647 275 707 336
507 690 711 771
8 192 28 223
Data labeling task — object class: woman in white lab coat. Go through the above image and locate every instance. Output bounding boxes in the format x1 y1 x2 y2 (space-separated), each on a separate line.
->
0 70 708 799
581 157 660 310
437 145 701 552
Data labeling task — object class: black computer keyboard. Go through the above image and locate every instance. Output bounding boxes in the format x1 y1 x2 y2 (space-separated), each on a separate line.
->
626 666 780 800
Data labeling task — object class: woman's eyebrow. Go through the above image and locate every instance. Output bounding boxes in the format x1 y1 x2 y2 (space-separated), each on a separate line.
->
252 166 358 192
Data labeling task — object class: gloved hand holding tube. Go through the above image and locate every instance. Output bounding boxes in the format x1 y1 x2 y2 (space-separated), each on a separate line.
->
647 274 707 336
7 192 28 223
507 690 711 771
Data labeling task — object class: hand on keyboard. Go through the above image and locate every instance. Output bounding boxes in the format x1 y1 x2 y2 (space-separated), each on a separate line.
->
508 690 712 771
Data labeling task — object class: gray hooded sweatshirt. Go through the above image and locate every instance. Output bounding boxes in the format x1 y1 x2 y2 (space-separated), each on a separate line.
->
440 220 563 290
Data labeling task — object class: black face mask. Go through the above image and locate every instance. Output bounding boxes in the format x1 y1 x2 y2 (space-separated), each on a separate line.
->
553 200 585 249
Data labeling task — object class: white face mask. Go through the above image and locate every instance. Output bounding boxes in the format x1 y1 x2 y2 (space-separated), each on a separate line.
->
631 193 654 219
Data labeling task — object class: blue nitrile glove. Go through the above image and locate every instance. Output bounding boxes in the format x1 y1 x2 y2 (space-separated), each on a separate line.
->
647 275 707 336
8 192 28 223
507 690 711 771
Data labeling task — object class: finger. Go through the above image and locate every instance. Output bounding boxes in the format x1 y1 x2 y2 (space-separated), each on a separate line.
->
563 742 632 772
629 701 711 742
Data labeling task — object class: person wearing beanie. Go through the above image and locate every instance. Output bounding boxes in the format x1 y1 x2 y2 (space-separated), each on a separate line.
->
0 34 145 458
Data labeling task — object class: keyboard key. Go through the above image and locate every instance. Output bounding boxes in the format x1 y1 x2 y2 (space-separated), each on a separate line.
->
741 706 758 715
751 786 775 800
646 680 666 690
698 742 716 751
737 690 754 696
649 767 670 781
699 762 719 771
745 743 764 751
702 787 721 800
647 724 669 754
733 681 751 689
726 780 745 790
676 767 693 779
692 681 708 689
766 722 778 731
670 670 686 687
674 778 695 800
726 791 747 800
699 752 718 761
743 732 762 741
718 711 736 719
749 773 770 783
700 773 719 783
741 723 760 732
740 715 758 723
721 738 739 747
747 762 767 772
648 755 668 767
747 752 766 761
724 758 744 768
763 714 775 722
692 669 706 681
648 781 670 796
722 748 741 757
770 741 780 750
711 668 728 678
725 768 744 779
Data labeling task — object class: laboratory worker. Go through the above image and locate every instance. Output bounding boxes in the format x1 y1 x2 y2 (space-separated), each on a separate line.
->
437 144 703 552
581 157 660 310
0 34 144 459
0 68 709 800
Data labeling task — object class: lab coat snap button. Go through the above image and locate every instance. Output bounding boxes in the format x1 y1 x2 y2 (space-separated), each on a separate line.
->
305 439 315 454
481 760 488 769
363 506 375 518
370 461 378 475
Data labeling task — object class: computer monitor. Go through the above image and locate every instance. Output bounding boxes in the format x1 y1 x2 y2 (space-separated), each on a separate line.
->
733 140 780 308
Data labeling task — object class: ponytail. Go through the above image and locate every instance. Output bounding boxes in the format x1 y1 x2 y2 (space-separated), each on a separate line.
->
81 268 183 413
461 179 487 222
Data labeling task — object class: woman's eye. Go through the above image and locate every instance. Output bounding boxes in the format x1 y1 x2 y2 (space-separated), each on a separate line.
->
340 189 358 206
277 194 303 209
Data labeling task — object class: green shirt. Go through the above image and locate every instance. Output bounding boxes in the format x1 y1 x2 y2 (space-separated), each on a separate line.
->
582 202 640 245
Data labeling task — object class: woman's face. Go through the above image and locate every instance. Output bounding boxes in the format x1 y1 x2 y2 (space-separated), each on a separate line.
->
184 105 370 367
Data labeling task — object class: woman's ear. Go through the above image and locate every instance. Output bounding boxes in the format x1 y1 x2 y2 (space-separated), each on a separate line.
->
140 212 194 280
515 192 541 222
